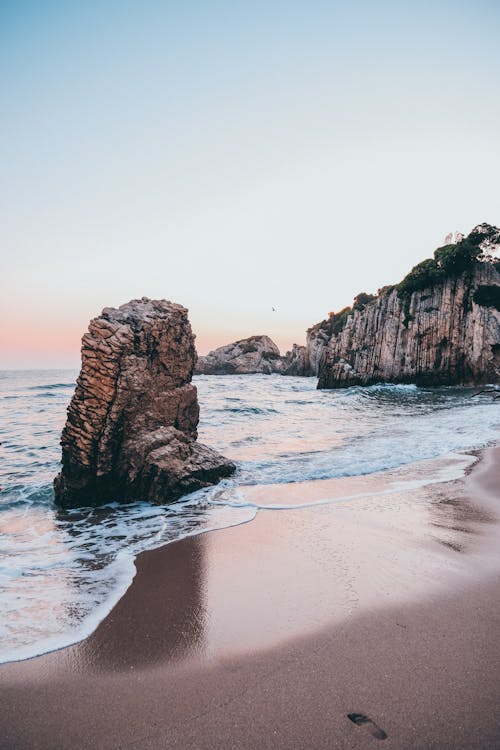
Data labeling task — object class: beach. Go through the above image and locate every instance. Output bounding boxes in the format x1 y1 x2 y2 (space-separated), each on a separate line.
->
3 1 500 746
1 445 499 749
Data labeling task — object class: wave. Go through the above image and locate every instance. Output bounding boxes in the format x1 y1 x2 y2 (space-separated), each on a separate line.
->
221 406 279 415
210 451 476 511
27 383 75 390
0 485 257 664
1 370 499 665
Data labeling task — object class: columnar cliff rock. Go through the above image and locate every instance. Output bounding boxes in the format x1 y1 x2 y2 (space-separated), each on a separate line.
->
280 343 311 376
316 260 500 388
195 335 285 374
302 325 332 376
54 298 235 508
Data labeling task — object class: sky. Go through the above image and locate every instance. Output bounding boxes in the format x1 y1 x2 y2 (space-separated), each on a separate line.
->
1 0 499 368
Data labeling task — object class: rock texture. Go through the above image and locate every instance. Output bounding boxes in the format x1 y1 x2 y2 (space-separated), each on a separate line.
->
195 336 320 376
280 344 311 376
54 298 235 508
195 335 285 375
302 324 332 377
317 262 500 389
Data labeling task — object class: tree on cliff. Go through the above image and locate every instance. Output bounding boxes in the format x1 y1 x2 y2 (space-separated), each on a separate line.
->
352 292 377 311
397 223 500 299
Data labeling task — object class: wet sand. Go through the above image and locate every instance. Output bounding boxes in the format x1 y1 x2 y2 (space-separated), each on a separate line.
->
1 447 499 749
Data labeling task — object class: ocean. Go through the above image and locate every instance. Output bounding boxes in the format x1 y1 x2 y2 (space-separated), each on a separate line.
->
0 369 498 663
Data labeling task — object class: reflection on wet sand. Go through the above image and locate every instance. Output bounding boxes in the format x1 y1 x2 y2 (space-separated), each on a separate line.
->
62 451 500 673
74 534 206 672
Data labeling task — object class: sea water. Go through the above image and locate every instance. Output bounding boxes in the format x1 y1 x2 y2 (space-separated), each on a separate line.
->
0 370 498 663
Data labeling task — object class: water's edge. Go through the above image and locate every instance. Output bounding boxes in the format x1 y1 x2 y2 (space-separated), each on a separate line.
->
1 371 499 664
2 447 486 665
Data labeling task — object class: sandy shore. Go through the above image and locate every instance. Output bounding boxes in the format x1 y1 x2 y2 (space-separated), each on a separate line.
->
1 447 499 749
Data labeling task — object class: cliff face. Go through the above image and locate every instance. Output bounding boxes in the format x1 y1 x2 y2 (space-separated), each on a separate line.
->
304 324 333 376
317 263 500 389
280 343 311 376
54 298 235 507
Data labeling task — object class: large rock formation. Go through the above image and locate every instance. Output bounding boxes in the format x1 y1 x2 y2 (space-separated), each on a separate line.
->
195 336 319 376
195 335 285 375
54 298 235 508
315 225 500 389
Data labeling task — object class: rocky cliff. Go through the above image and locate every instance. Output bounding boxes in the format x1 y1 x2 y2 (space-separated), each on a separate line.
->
315 225 500 389
279 343 311 376
54 298 235 507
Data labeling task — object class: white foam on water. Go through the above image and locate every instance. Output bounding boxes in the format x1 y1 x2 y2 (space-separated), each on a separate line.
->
0 487 257 664
208 451 477 512
0 370 498 663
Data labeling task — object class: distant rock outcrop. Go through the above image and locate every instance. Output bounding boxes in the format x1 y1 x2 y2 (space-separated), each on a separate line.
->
195 336 321 376
315 225 500 389
54 298 235 508
279 344 311 376
195 335 285 375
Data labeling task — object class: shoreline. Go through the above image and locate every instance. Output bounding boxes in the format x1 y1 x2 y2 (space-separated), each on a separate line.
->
1 445 499 748
0 447 483 667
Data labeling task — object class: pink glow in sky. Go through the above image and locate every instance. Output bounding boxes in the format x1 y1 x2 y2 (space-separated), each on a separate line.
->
1 1 499 368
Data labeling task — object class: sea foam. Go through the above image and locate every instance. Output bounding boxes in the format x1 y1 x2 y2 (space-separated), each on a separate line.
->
0 370 498 663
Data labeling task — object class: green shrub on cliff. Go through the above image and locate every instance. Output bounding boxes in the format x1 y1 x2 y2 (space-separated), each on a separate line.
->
327 306 353 335
352 292 377 311
320 223 499 339
397 258 444 297
473 285 500 311
434 238 484 274
325 293 378 336
397 223 499 300
377 284 396 297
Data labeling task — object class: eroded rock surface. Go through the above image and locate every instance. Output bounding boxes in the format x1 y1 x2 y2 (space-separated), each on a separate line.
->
195 335 284 374
280 344 313 376
54 298 235 507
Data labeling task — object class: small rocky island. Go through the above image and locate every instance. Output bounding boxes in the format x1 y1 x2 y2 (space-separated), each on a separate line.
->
195 335 312 376
195 335 285 374
54 298 235 508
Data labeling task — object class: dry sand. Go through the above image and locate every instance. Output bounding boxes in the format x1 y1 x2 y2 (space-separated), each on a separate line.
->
1 447 499 749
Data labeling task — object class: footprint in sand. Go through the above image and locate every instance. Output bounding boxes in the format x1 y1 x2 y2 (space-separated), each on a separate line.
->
347 713 387 740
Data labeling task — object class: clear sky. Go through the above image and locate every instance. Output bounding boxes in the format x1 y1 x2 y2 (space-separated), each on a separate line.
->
1 0 499 368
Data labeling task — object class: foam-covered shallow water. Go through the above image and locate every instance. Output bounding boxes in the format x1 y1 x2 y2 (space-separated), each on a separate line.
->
0 370 498 663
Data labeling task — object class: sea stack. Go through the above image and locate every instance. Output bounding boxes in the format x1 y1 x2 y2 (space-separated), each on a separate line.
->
54 298 235 508
195 335 284 374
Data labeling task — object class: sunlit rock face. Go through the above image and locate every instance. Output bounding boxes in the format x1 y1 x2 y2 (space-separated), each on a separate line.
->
195 335 285 374
54 298 235 507
317 263 500 389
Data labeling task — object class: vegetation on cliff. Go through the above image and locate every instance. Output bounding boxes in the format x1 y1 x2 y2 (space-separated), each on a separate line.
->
324 293 378 337
473 285 500 311
397 223 500 300
320 224 500 335
307 223 500 386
